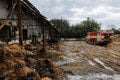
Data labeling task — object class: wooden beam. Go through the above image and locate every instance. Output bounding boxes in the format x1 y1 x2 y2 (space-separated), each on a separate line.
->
42 24 45 50
17 0 23 46
0 18 28 20
0 1 17 30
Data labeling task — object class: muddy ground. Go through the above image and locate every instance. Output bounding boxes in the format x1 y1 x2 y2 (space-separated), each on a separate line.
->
42 40 120 80
1 36 119 80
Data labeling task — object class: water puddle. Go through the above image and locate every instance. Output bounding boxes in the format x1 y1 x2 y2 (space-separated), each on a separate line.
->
57 58 76 65
94 58 114 71
64 74 120 80
88 60 95 66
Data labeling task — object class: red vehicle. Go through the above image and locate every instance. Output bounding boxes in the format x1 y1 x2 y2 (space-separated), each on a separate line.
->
86 32 113 44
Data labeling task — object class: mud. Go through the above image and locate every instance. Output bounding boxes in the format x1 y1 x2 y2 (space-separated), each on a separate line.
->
0 35 120 80
45 40 120 80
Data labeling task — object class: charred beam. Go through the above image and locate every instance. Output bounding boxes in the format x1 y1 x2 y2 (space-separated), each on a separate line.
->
17 0 23 46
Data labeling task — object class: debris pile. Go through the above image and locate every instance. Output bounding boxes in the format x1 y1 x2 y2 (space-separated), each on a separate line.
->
24 43 42 53
112 34 120 42
35 59 63 79
58 55 68 61
58 41 120 76
0 44 63 80
40 50 67 62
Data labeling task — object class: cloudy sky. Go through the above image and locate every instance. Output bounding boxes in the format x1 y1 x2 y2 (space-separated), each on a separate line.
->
29 0 120 29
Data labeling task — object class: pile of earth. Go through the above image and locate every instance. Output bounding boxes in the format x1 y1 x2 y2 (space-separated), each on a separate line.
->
0 44 63 80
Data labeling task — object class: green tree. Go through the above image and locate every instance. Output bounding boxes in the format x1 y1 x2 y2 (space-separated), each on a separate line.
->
79 17 101 37
50 19 70 37
50 19 69 30
81 17 100 31
111 28 120 34
50 17 101 38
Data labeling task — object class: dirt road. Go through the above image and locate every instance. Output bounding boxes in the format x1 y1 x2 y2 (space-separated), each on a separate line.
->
44 40 120 80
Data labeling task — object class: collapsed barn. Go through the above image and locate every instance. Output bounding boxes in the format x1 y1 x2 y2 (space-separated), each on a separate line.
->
0 0 60 49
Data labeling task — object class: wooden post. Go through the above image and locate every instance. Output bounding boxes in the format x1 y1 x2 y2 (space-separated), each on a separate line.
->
17 0 23 46
42 24 45 50
61 17 62 39
39 23 45 54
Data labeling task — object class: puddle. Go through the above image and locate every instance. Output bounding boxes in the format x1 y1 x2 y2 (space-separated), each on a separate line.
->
58 41 92 65
94 58 114 71
57 58 76 65
59 41 120 80
88 60 95 66
57 44 79 65
64 74 120 80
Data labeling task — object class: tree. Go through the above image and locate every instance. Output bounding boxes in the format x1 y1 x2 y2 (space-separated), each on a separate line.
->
50 19 69 30
50 17 101 38
50 19 70 37
111 28 120 34
79 17 101 37
81 17 100 31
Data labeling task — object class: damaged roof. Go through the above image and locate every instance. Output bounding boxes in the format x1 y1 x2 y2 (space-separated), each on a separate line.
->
5 0 60 35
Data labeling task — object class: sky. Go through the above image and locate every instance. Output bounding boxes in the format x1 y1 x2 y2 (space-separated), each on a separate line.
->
29 0 120 29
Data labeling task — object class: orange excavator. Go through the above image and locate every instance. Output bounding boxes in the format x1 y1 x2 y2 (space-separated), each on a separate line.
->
0 1 17 30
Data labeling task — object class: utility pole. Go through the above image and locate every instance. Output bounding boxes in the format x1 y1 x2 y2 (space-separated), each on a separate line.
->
17 0 23 46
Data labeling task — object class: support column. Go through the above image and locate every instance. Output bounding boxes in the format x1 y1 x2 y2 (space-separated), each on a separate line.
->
17 0 23 46
42 24 45 50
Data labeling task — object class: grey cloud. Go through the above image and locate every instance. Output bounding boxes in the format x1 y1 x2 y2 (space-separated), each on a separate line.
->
29 0 120 29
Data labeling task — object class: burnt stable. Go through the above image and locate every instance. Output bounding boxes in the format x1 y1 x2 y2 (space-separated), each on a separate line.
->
0 0 60 49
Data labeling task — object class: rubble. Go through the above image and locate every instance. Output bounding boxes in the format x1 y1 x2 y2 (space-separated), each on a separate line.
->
24 43 42 53
35 59 63 79
0 35 119 80
59 55 68 61
112 34 120 42
48 40 120 79
41 77 52 80
39 50 66 61
0 43 64 80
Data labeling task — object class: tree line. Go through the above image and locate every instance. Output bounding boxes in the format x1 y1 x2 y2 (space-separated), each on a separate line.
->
50 17 120 38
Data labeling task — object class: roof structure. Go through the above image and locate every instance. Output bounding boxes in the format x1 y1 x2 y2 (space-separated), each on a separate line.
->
5 0 60 35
